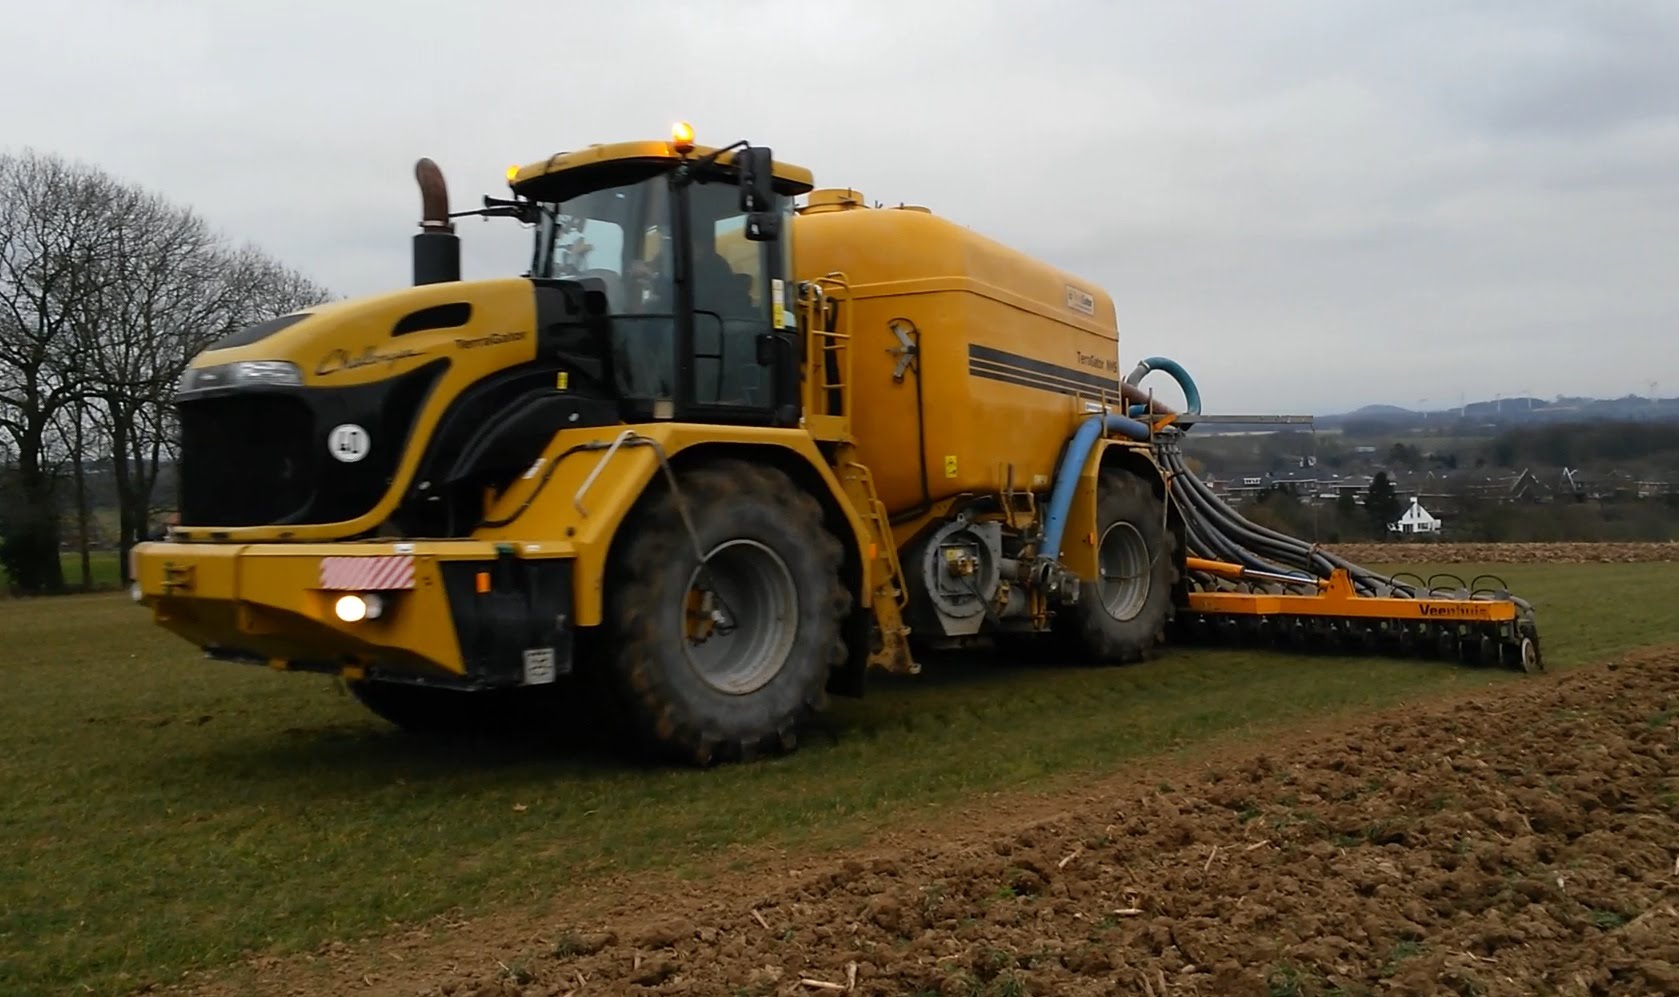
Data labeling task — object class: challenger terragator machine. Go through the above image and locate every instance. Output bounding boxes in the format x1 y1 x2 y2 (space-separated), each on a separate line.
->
133 124 1542 763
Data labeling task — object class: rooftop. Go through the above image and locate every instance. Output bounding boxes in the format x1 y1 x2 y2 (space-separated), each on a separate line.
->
508 138 816 201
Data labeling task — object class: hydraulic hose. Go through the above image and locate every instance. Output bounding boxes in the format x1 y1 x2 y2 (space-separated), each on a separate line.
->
1041 412 1152 560
1167 458 1293 574
1126 356 1202 420
1037 352 1420 601
1168 453 1309 570
1163 444 1417 598
1118 354 1419 600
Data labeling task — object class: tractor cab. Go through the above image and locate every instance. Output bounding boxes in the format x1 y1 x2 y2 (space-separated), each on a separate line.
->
490 128 813 428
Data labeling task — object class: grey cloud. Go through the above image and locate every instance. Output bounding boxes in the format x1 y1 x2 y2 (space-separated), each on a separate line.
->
2 0 1674 415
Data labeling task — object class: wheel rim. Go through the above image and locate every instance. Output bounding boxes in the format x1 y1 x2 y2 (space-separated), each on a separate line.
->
681 539 799 695
1096 521 1151 621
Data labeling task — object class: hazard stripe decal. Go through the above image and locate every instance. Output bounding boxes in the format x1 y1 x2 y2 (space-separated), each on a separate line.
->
318 556 416 591
967 344 1121 398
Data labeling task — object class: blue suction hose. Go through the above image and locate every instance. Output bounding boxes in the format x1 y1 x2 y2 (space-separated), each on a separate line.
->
1039 413 1151 560
1039 355 1201 561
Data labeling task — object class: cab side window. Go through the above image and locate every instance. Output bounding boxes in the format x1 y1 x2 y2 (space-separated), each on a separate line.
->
687 182 770 406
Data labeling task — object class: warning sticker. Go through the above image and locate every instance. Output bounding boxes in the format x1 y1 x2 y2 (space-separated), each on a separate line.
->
772 278 792 329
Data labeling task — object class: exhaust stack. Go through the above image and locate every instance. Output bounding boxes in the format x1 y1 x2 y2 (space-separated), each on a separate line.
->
412 158 460 285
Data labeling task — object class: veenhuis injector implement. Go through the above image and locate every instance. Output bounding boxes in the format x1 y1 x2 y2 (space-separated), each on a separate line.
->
131 124 1542 764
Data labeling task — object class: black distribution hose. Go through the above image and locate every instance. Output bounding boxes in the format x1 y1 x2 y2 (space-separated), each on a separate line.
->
1166 451 1313 572
1173 469 1293 574
1170 456 1336 571
1156 432 1420 600
1177 473 1309 568
1117 355 1427 601
1172 454 1369 586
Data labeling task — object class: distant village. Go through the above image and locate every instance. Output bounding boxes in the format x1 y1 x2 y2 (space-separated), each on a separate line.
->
1198 446 1676 538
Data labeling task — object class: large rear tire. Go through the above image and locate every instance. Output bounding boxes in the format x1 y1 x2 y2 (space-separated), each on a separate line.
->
602 459 851 764
1062 469 1177 663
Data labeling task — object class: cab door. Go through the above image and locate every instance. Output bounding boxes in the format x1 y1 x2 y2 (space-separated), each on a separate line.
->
673 181 798 427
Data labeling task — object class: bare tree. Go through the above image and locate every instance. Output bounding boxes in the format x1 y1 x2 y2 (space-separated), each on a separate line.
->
0 151 110 592
0 148 331 592
50 397 108 589
69 178 333 582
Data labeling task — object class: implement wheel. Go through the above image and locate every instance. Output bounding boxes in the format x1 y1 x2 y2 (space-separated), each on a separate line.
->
1064 469 1177 664
603 459 851 764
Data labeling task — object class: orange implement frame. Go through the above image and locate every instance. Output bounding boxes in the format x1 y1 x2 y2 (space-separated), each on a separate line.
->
1182 556 1519 624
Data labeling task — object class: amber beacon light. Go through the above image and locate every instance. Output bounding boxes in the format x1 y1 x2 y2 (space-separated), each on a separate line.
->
671 121 695 154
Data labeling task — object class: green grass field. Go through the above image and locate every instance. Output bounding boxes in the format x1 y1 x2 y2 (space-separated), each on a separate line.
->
1 562 1673 994
0 550 124 594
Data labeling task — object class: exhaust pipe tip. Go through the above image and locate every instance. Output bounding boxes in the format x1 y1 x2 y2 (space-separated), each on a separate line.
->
412 157 460 285
414 157 454 233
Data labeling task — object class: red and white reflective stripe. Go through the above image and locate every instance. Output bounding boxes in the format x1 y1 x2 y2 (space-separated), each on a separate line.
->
318 556 415 591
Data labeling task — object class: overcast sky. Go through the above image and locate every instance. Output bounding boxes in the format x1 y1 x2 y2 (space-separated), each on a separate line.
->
6 0 1677 414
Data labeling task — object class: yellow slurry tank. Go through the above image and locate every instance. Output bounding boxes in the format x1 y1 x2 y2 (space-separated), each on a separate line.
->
792 188 1124 518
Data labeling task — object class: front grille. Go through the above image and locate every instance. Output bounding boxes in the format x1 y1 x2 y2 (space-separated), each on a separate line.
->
178 394 316 527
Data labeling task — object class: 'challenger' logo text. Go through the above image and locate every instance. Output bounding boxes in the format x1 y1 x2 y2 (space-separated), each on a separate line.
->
316 345 426 376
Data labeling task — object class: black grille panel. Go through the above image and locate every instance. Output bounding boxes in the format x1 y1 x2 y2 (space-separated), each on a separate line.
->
175 360 447 529
179 394 315 527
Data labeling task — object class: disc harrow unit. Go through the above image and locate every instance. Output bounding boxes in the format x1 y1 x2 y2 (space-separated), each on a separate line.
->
1146 420 1542 674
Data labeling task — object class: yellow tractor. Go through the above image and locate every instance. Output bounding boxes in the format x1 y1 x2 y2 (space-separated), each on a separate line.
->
133 125 1541 763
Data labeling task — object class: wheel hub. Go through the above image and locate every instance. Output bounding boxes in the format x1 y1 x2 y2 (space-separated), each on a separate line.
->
1096 521 1152 621
681 539 799 695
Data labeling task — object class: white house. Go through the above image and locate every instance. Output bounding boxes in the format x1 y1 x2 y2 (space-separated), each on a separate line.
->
1390 496 1442 534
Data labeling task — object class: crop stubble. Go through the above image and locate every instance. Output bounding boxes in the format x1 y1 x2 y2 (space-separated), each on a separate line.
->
188 641 1679 997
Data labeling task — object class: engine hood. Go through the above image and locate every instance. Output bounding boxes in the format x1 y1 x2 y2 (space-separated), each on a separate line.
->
171 277 556 539
183 277 540 395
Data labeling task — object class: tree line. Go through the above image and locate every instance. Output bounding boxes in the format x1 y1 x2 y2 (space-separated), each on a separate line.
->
1484 422 1679 471
0 149 332 594
1189 421 1679 480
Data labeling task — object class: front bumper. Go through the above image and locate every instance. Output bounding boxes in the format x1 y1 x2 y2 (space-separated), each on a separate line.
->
133 539 576 689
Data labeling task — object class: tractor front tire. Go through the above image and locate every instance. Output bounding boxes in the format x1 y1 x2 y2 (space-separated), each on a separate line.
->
603 460 851 764
1064 469 1177 663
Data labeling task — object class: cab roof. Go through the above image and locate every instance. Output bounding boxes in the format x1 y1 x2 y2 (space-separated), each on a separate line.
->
508 140 815 202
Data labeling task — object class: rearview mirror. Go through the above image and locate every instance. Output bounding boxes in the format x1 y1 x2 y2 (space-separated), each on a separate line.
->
738 146 775 215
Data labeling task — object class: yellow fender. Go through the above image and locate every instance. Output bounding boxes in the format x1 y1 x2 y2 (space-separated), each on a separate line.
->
473 422 875 628
1056 438 1167 581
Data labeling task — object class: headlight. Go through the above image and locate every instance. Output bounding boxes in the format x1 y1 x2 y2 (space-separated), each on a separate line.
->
334 593 384 623
178 360 303 393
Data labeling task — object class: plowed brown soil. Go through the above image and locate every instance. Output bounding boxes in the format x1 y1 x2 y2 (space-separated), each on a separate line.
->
1327 542 1679 564
177 646 1679 997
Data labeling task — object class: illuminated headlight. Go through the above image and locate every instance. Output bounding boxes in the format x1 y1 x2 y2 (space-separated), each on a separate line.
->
333 593 384 623
178 360 303 393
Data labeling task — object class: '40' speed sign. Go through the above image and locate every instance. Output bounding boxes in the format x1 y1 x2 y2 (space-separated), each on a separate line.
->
327 424 371 463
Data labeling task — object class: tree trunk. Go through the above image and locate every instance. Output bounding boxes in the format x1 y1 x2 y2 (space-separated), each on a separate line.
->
110 416 135 587
11 450 65 594
72 409 91 590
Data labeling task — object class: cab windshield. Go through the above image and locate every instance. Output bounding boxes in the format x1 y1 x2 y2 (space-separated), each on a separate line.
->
531 173 672 315
528 172 783 410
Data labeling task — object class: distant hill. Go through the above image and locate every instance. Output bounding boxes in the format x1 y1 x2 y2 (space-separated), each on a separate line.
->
1317 395 1679 433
